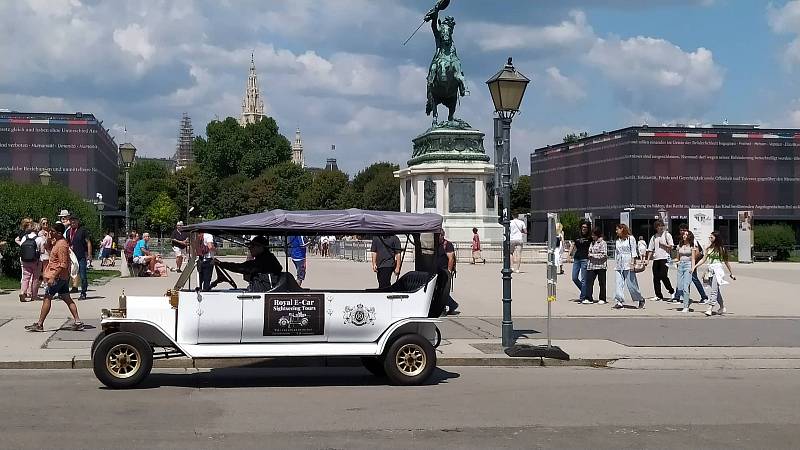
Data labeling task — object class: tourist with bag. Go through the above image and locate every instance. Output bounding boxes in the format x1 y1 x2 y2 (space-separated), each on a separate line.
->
692 231 736 317
584 227 608 304
674 230 697 313
613 223 646 309
646 220 675 301
17 221 43 302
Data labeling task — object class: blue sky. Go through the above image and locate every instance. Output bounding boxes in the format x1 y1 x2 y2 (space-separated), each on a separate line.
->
3 0 800 174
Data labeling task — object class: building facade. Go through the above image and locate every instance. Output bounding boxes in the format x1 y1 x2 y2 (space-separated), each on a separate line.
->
173 112 194 169
0 111 119 208
292 128 304 167
530 125 800 242
239 54 265 126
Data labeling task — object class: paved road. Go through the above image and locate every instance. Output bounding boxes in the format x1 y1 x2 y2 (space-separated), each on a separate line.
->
2 367 799 449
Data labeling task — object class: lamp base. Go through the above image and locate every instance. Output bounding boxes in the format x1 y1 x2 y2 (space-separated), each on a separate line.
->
504 344 570 360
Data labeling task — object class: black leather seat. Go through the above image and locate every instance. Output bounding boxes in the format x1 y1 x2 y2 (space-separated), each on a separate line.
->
371 270 436 294
250 272 304 293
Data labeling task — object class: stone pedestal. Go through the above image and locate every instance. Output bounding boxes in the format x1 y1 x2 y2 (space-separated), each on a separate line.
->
395 125 503 242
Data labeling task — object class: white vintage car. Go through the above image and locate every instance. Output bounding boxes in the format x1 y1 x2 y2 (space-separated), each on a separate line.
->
92 209 450 388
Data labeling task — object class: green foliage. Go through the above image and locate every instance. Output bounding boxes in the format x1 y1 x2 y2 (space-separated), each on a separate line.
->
511 175 530 216
298 170 354 210
352 162 400 211
754 224 796 260
352 162 399 192
145 192 180 237
247 162 312 211
193 117 291 180
559 211 581 240
563 132 589 143
0 181 100 276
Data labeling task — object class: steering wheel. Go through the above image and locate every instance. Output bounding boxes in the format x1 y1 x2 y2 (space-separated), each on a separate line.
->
210 260 238 290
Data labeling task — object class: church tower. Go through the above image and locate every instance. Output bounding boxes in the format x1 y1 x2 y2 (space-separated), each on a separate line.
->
292 128 305 167
240 53 265 126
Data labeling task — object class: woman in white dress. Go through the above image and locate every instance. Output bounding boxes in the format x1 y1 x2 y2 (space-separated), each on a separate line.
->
554 223 564 275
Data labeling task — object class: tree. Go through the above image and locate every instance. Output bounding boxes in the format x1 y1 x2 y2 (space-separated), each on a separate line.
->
127 161 172 227
298 170 353 210
194 116 291 180
563 132 589 143
754 224 796 260
145 192 180 237
352 162 399 192
511 175 530 216
559 211 581 240
247 162 312 212
362 170 400 211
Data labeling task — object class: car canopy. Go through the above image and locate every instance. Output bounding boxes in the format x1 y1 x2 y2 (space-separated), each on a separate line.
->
182 209 443 236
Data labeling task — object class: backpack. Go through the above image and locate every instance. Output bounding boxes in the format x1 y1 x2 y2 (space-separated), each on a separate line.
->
20 236 40 262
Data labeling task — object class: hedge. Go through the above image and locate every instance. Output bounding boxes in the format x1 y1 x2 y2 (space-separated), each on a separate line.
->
0 180 100 277
753 223 796 261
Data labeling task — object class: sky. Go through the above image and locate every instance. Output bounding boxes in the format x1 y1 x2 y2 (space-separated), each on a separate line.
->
3 0 800 174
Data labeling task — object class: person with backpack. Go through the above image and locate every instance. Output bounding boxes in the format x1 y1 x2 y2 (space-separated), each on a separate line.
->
613 223 646 309
16 221 44 302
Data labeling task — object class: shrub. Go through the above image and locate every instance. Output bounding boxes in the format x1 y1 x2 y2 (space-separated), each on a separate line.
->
754 224 796 261
0 181 100 277
559 211 581 241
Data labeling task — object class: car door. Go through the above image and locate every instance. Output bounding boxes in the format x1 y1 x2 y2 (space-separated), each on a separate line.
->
241 292 328 343
196 291 243 343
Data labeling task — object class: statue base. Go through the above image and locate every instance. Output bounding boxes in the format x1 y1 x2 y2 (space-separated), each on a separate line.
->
396 124 502 243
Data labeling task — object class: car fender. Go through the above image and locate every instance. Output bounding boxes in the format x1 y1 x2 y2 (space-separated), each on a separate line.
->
377 318 442 355
99 319 190 357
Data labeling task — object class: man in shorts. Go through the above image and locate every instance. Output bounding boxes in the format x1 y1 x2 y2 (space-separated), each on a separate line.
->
133 233 157 274
25 223 83 332
171 221 189 273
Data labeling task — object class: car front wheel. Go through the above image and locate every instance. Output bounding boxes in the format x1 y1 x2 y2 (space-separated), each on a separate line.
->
92 332 153 389
383 333 436 386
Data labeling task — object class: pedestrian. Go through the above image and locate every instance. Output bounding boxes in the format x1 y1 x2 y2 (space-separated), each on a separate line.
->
645 220 675 301
133 232 158 274
637 236 648 261
57 210 80 293
100 230 115 266
57 210 71 231
555 222 565 275
674 230 696 313
66 216 92 300
197 232 216 291
585 227 608 304
674 223 708 304
371 234 402 289
437 230 459 315
569 220 591 302
320 235 330 258
171 221 189 273
288 235 308 287
509 215 527 272
25 222 84 332
124 231 138 267
613 223 646 309
693 231 736 317
37 218 52 288
471 227 485 264
16 221 43 302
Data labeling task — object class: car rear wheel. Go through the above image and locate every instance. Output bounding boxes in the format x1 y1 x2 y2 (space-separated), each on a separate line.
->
360 356 386 377
92 332 153 389
383 333 436 386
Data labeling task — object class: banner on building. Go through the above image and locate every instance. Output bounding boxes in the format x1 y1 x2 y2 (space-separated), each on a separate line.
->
620 211 631 228
738 211 754 264
689 208 714 249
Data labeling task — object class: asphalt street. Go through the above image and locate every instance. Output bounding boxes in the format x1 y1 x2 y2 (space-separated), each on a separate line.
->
2 367 799 449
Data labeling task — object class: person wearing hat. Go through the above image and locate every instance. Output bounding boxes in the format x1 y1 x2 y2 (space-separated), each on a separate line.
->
66 216 92 300
171 221 189 273
214 236 282 288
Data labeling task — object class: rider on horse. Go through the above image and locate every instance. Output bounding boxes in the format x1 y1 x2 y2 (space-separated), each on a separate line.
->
425 0 466 124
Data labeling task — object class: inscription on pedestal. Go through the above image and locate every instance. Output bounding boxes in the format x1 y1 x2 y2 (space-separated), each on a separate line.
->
449 178 476 213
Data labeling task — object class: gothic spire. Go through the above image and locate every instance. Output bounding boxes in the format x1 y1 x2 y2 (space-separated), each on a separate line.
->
291 127 305 167
240 53 265 126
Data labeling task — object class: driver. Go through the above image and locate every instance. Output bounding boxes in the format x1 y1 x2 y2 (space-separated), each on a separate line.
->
214 236 282 285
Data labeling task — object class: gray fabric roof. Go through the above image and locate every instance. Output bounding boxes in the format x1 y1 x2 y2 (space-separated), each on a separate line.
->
183 209 443 235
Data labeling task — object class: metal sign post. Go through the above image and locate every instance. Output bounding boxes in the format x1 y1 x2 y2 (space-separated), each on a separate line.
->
504 212 569 360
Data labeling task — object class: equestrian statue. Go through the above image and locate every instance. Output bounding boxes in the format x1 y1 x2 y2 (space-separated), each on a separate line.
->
423 0 468 126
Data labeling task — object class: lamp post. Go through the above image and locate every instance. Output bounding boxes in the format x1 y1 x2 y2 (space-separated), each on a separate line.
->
486 57 530 348
39 170 52 186
119 143 137 233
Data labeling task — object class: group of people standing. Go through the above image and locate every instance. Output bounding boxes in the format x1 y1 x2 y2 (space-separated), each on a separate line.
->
560 219 736 315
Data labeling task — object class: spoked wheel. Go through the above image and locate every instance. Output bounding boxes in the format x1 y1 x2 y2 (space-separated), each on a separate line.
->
93 332 153 389
383 334 436 386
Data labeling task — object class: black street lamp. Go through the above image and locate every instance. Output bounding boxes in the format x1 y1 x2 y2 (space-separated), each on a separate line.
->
119 143 137 233
487 57 530 348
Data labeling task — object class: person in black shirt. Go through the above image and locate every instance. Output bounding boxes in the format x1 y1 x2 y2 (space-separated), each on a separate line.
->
569 220 592 302
436 231 459 315
66 216 92 300
370 235 402 288
171 221 189 273
215 236 282 288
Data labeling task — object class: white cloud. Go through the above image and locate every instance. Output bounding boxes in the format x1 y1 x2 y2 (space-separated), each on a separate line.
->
113 24 156 62
585 36 723 117
472 10 595 53
768 1 800 67
543 67 586 102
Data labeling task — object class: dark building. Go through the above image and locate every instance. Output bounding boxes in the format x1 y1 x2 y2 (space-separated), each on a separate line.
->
530 125 800 242
0 111 119 208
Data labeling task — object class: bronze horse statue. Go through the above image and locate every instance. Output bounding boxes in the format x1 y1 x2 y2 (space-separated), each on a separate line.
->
425 0 467 125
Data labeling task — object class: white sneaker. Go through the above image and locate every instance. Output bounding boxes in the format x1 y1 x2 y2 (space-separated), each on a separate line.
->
613 301 624 309
680 308 690 313
581 299 593 304
704 307 713 317
719 307 727 315
596 300 607 305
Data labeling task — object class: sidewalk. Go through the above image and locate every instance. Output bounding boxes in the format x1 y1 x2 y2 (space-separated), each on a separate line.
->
1 257 799 369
